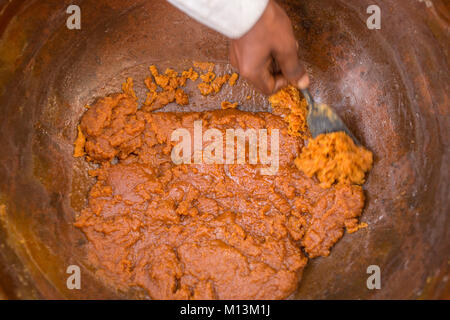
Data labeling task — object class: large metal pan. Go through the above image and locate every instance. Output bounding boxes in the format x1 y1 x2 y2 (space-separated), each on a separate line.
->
0 0 448 299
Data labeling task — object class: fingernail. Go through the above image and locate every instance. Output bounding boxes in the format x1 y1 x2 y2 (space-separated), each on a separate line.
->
297 74 310 89
273 76 288 93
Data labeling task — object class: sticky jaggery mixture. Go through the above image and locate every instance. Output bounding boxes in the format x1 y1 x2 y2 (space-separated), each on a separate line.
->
142 63 238 108
73 66 372 300
269 86 373 189
73 125 86 158
193 61 215 72
295 132 373 188
198 73 231 96
268 85 309 139
228 72 239 86
143 66 195 111
221 101 238 109
195 62 238 96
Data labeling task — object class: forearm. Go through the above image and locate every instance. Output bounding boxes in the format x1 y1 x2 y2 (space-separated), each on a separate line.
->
166 0 269 39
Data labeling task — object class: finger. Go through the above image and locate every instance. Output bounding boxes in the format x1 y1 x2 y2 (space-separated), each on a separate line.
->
275 48 306 82
273 27 307 82
248 65 276 95
269 56 281 75
239 58 275 95
273 75 288 93
275 46 309 89
296 73 310 90
254 61 289 95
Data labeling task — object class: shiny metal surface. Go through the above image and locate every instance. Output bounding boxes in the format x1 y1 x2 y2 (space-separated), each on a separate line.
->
0 0 448 299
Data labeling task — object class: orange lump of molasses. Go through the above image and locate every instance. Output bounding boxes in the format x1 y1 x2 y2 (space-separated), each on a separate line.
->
295 132 373 188
269 85 309 138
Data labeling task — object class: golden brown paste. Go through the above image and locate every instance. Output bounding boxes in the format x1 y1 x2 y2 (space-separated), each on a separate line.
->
268 85 310 139
228 73 239 86
220 101 238 109
193 61 215 72
295 132 373 188
143 66 194 111
73 66 372 300
73 125 86 158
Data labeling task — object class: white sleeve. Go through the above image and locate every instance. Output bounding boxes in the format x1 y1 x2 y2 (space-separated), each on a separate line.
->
167 0 269 39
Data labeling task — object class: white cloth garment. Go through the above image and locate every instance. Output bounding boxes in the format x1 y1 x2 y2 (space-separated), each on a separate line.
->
167 0 269 39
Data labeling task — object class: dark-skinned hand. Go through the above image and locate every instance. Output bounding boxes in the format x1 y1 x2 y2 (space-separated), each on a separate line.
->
229 0 309 95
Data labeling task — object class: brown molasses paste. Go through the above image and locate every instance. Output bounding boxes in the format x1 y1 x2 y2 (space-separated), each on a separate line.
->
73 68 371 299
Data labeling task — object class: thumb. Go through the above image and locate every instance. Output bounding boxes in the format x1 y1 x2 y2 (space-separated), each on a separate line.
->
296 73 310 90
274 43 309 89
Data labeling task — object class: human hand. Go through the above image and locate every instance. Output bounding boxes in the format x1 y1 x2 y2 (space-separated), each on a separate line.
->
229 0 309 95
